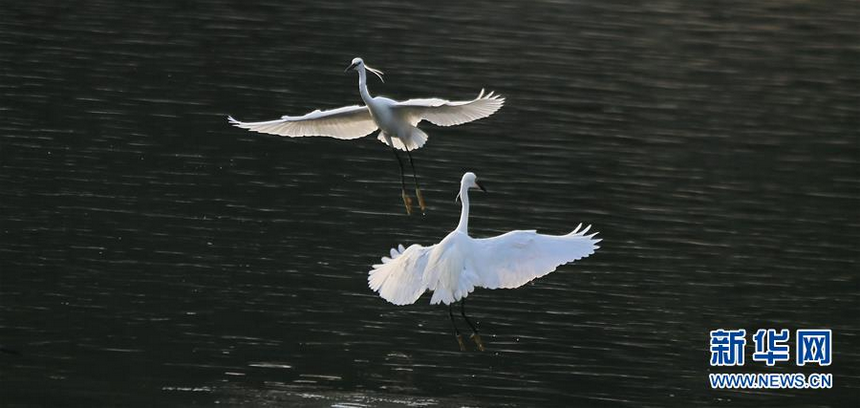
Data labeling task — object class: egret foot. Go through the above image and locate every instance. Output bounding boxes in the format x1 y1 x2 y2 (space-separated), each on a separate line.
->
470 333 485 351
455 334 467 351
401 190 413 215
415 188 426 213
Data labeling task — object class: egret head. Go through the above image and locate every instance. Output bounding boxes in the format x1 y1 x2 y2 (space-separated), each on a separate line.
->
344 57 384 82
456 172 487 202
345 57 364 71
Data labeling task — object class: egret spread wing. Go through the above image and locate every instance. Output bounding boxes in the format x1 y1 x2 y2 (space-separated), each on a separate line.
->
368 243 435 305
394 89 504 127
472 224 600 290
228 105 377 139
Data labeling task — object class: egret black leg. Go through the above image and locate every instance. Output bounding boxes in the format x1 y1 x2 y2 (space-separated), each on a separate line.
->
461 298 485 351
391 147 412 215
449 304 466 351
404 147 426 213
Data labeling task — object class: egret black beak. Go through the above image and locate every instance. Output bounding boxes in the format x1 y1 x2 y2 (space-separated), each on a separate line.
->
476 181 487 192
344 63 358 73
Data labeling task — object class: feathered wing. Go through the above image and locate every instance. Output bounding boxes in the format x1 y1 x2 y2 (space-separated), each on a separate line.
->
227 105 377 139
471 224 600 290
393 89 504 127
368 243 435 305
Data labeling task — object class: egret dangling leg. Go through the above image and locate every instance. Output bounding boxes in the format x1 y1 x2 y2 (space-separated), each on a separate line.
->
404 147 426 213
390 147 413 215
460 299 485 351
448 304 466 351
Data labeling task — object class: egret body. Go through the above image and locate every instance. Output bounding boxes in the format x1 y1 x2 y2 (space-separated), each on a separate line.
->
228 58 504 214
368 172 601 350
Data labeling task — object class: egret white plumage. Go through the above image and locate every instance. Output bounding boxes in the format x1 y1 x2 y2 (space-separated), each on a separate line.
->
228 57 504 215
368 172 601 351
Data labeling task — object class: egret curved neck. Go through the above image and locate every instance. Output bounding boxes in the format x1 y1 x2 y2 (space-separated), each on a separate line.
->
357 68 372 104
456 185 470 234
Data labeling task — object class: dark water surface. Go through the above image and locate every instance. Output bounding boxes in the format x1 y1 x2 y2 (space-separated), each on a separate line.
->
1 0 859 406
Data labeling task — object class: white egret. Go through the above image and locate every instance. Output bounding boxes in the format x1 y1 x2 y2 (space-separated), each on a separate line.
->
227 57 504 215
368 172 601 351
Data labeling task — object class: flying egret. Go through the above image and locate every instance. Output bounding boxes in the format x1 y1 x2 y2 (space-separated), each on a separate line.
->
368 172 601 351
227 57 504 215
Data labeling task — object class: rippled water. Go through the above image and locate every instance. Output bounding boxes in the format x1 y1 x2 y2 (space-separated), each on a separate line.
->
1 0 858 406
